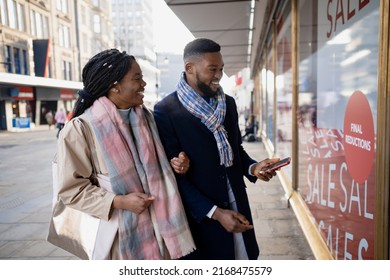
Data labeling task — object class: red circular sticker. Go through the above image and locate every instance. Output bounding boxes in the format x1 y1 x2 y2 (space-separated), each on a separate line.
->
343 90 375 184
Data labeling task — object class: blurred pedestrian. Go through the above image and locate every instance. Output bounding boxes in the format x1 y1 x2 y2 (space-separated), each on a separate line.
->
54 108 67 138
45 110 54 130
242 115 257 141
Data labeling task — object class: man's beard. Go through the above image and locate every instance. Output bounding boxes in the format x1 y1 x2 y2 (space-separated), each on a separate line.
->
196 74 218 97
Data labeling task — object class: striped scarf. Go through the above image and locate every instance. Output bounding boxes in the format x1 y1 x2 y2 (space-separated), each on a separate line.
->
177 72 234 167
85 96 195 259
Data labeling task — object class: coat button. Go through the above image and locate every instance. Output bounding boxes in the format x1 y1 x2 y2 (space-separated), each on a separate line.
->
223 202 229 208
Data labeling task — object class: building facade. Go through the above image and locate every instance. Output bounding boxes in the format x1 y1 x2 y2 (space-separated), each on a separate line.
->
112 0 158 106
0 0 113 131
156 52 182 100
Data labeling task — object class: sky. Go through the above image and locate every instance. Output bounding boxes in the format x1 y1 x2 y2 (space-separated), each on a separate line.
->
151 0 235 87
152 0 195 54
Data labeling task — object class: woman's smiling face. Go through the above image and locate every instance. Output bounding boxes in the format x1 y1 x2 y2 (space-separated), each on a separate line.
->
108 61 147 109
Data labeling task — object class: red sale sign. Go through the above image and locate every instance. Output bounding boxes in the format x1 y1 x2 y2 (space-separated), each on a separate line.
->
299 91 376 259
343 90 375 184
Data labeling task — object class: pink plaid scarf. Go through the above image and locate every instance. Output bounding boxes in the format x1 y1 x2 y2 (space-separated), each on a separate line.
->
85 96 195 259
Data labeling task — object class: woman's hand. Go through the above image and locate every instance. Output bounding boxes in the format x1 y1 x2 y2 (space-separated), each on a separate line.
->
170 151 190 174
251 158 280 181
113 193 155 214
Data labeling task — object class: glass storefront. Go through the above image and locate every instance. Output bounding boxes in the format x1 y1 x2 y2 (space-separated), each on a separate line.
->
297 0 379 260
257 0 381 259
275 0 293 182
11 87 34 129
265 35 275 146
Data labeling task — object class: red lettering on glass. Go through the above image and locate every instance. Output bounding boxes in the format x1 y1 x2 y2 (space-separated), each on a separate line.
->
359 0 369 10
326 0 333 38
347 0 356 20
320 220 370 259
334 0 346 34
326 0 370 38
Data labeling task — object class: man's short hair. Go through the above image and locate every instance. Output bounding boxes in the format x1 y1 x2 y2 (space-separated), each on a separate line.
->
183 38 221 62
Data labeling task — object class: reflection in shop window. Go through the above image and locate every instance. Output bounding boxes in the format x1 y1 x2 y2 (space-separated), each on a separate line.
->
297 0 379 260
266 38 274 146
275 0 293 182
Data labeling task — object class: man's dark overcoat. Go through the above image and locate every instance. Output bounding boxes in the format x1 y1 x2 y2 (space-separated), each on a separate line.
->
154 92 260 260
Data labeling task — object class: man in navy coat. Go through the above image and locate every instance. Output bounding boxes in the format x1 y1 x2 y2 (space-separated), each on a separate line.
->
154 38 279 260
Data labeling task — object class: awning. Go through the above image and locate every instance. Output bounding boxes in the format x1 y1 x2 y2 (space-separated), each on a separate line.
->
164 0 256 77
60 89 77 100
0 72 82 90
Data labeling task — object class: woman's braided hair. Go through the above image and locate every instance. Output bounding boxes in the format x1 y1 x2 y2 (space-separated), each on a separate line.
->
72 49 135 118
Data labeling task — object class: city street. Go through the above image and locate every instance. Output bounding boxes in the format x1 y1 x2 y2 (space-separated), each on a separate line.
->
0 127 313 260
0 127 77 259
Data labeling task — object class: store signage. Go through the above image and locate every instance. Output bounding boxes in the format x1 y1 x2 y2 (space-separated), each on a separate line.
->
60 89 75 100
343 90 375 184
8 87 34 100
300 0 379 261
325 0 370 38
301 125 375 259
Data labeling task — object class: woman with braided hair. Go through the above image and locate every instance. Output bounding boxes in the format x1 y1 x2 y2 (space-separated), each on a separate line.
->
56 49 195 259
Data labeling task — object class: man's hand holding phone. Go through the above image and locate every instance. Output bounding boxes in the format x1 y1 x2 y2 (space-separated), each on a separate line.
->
263 157 291 172
251 157 291 181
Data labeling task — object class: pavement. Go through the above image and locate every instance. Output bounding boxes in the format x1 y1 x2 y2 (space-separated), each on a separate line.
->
0 126 314 260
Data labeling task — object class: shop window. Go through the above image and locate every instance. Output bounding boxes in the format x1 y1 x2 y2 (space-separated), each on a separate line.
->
260 64 267 134
265 36 274 148
297 0 379 260
275 0 293 182
12 100 31 118
12 100 19 118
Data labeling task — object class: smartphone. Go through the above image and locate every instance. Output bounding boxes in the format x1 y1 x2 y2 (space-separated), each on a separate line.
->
264 157 291 172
